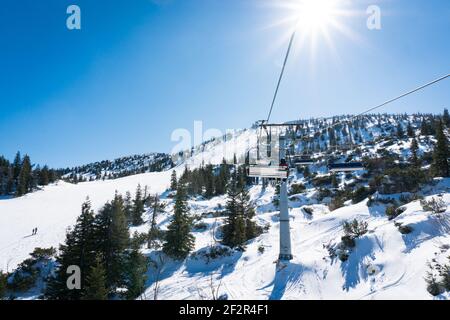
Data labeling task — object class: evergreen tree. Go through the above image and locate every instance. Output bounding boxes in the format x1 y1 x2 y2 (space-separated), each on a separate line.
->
12 151 21 182
431 120 449 177
204 164 214 198
16 155 32 196
123 191 133 224
443 108 450 127
170 170 177 190
214 159 229 196
410 138 421 168
163 184 194 259
222 177 246 248
45 199 97 300
82 255 108 300
94 193 130 291
420 120 428 135
238 186 258 241
124 243 148 300
148 194 165 249
131 184 145 225
396 123 404 139
39 165 50 186
407 122 414 137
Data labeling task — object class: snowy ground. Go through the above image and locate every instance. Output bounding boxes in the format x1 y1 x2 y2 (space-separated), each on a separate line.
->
138 182 450 300
2 123 450 300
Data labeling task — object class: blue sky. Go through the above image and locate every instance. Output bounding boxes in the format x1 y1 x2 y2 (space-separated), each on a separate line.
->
0 0 449 167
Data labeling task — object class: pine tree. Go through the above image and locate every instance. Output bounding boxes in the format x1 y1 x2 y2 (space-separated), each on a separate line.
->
82 255 108 300
238 186 258 241
131 184 145 225
123 191 133 224
420 120 428 136
124 243 148 300
94 193 130 291
45 199 97 300
214 159 229 196
170 170 177 190
443 108 450 127
407 122 414 137
204 164 214 198
410 138 421 168
163 184 194 259
222 177 246 248
148 194 165 249
16 155 32 196
396 123 404 139
431 120 449 177
38 165 50 186
12 151 21 182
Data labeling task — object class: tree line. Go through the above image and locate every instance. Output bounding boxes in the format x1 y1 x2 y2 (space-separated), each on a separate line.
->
0 152 59 197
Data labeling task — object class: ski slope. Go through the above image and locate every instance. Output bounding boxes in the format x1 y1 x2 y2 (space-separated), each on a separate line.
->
0 129 255 272
1 120 450 299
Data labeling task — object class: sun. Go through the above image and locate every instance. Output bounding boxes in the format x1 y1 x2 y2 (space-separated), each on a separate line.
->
264 0 360 62
294 0 340 33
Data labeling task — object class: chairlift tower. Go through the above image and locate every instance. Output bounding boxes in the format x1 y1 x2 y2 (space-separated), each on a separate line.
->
278 135 293 261
247 125 293 261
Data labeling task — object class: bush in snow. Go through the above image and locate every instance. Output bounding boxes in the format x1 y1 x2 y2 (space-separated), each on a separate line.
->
425 257 450 296
351 187 373 204
343 219 368 238
425 271 444 296
394 222 413 234
289 183 306 195
420 197 447 215
328 195 345 211
257 245 265 254
302 206 314 216
312 175 333 187
341 235 356 248
190 245 233 263
385 205 406 220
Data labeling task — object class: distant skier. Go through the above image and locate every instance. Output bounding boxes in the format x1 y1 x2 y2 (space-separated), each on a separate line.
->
34 227 38 235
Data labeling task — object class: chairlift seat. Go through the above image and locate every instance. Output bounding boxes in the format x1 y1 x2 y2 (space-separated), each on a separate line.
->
293 155 314 165
328 162 364 173
247 165 289 179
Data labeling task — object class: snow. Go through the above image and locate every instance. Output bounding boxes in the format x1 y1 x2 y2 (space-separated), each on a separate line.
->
1 116 450 300
138 188 450 300
0 172 171 272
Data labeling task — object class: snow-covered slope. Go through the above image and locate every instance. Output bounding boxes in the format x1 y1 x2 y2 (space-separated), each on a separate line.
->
1 114 450 299
0 129 255 272
137 181 450 300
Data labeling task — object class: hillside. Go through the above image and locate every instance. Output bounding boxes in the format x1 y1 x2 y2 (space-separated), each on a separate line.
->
1 113 450 300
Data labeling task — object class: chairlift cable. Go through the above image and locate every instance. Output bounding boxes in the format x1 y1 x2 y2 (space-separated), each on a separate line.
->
325 73 450 132
266 30 297 124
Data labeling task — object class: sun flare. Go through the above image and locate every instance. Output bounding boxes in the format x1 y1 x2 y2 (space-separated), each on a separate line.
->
265 0 361 64
294 0 340 33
